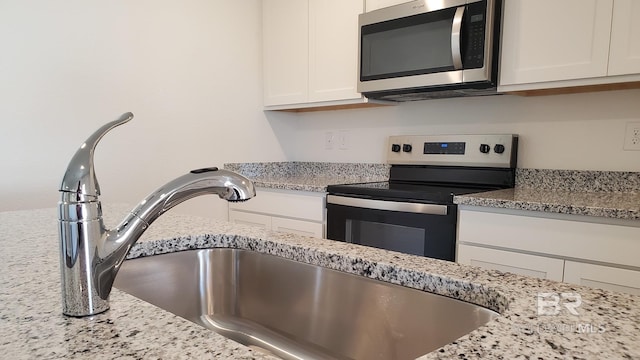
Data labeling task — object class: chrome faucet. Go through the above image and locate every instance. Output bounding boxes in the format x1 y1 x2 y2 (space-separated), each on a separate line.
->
58 112 256 317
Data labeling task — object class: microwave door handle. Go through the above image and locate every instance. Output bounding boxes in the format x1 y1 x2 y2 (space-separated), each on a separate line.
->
451 6 465 70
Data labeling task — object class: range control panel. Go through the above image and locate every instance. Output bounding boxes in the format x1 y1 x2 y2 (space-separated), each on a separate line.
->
387 134 518 168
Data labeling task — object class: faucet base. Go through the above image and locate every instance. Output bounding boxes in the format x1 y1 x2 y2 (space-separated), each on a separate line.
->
59 218 111 317
63 304 110 318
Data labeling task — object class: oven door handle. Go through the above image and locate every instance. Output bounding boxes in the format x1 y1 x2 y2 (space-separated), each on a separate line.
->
327 195 449 216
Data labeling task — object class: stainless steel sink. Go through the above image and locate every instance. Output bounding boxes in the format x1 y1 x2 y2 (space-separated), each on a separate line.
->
114 249 498 360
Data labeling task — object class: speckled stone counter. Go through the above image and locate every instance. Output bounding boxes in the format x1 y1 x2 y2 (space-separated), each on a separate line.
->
224 162 389 192
455 169 640 220
1 206 639 359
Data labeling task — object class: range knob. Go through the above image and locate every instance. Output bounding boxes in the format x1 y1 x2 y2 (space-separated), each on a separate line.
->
402 144 412 152
391 144 401 152
494 144 505 154
479 144 491 154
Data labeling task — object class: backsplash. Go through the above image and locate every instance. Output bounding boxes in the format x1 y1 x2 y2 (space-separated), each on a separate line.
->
516 168 640 193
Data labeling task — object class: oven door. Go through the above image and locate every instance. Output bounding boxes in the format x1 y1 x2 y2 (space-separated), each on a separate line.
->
326 195 457 261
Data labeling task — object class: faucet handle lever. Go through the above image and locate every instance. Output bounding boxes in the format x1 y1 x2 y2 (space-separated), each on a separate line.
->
59 112 134 199
190 167 219 174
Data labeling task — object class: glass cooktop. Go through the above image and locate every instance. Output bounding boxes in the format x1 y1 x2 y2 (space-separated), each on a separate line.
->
326 181 496 205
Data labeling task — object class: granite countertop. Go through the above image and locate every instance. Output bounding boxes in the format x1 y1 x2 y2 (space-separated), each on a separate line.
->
454 187 640 220
223 162 389 192
455 168 640 221
2 206 639 359
224 163 640 221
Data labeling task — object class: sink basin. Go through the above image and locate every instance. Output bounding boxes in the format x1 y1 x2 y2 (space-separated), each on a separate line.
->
114 249 498 359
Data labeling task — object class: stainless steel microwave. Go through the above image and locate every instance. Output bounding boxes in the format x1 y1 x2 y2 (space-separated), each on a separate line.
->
358 0 502 101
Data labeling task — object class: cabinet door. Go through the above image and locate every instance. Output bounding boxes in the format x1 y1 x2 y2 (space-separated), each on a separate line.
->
458 209 640 269
308 0 363 102
272 217 324 238
229 210 271 230
263 0 309 106
608 0 640 75
499 0 613 86
365 0 411 12
457 245 565 281
229 188 325 222
564 261 640 296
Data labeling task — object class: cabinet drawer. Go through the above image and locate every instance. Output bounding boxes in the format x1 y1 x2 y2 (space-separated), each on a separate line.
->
564 261 640 295
457 244 565 281
272 217 324 238
229 211 271 230
458 209 640 268
229 188 325 222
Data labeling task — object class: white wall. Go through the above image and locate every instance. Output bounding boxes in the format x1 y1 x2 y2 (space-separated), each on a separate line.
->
284 89 640 172
0 0 292 218
2 1 639 219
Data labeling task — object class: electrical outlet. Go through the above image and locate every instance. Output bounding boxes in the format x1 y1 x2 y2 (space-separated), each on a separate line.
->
623 122 640 151
325 132 334 150
338 130 350 150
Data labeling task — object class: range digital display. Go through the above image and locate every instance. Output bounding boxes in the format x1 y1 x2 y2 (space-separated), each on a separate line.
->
423 142 466 155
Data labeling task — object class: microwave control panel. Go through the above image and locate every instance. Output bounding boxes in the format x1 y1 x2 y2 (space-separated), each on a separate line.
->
463 1 488 69
388 134 518 168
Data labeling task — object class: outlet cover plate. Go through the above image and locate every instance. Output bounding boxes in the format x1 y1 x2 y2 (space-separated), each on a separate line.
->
325 132 334 150
623 122 640 151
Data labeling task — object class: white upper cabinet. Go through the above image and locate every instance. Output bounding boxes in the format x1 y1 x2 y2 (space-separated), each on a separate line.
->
308 0 362 102
499 0 640 92
499 0 613 88
608 0 640 75
365 0 412 12
263 0 309 106
263 0 367 110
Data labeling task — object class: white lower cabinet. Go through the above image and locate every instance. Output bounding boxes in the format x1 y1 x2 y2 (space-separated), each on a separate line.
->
271 217 323 238
457 245 565 281
564 261 640 296
457 207 640 295
229 187 325 238
228 211 271 230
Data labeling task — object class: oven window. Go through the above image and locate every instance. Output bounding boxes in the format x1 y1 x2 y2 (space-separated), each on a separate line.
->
346 219 426 256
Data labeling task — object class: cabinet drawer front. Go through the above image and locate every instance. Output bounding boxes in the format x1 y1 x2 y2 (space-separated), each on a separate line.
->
564 261 640 295
458 210 640 268
229 188 325 222
272 217 324 238
229 211 271 230
457 244 565 281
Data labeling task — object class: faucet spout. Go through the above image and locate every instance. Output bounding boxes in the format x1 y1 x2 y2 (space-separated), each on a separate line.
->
58 114 255 317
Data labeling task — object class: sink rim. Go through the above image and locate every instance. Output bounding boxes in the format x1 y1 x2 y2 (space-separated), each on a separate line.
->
116 247 502 360
126 241 511 314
